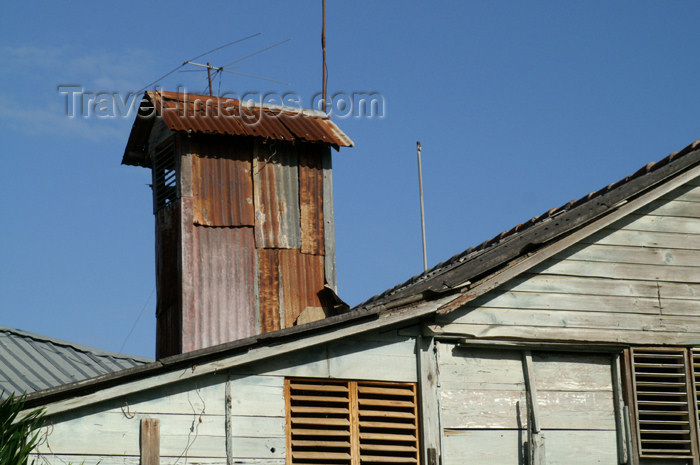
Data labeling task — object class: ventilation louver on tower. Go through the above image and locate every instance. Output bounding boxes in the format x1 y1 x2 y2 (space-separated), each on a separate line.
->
152 139 177 213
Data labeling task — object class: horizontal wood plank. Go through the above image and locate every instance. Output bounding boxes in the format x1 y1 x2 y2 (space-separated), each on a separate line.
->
434 323 700 345
582 227 700 250
536 258 700 283
554 243 700 267
442 308 700 337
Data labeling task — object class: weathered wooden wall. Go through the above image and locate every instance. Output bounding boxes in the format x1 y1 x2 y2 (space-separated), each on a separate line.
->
438 344 618 465
31 329 417 465
437 178 700 344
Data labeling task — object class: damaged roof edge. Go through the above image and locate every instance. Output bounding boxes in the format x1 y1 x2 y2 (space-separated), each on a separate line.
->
357 139 700 309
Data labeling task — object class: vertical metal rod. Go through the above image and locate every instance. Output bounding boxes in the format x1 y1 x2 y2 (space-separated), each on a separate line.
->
207 62 213 96
417 141 428 272
321 0 327 113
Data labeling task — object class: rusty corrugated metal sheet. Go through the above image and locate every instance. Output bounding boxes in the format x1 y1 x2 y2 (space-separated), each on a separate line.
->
253 141 301 249
189 136 255 227
257 249 281 332
279 250 326 327
122 91 353 167
299 147 325 255
155 205 181 359
182 226 256 353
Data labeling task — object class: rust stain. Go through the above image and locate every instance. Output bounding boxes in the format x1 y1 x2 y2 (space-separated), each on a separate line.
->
257 249 281 332
279 250 326 328
190 135 254 227
299 146 325 255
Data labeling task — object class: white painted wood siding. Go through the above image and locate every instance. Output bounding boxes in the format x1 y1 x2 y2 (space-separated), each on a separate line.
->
31 329 417 464
438 178 700 344
438 344 618 465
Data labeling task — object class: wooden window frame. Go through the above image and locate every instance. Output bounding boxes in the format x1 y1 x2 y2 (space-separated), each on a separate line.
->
625 347 700 464
285 378 420 465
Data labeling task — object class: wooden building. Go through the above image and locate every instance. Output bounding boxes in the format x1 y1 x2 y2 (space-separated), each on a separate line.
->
22 95 700 465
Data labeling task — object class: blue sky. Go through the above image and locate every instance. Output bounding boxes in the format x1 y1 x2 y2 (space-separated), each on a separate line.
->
1 1 699 358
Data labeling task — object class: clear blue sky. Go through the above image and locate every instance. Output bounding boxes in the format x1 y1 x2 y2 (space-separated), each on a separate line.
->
1 1 699 358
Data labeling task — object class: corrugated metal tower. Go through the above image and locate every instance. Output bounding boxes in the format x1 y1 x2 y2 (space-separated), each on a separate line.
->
123 91 353 358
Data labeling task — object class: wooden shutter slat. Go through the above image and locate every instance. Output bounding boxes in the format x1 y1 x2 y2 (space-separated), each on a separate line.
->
358 455 418 463
292 451 352 460
291 395 350 403
292 440 352 448
358 409 416 419
358 399 416 408
356 386 415 397
360 433 417 441
291 406 350 414
290 383 349 392
360 444 418 452
291 417 350 426
291 428 351 437
359 421 416 430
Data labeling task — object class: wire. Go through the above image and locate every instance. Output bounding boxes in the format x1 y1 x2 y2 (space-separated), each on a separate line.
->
222 38 291 67
118 286 155 354
135 33 261 94
188 32 261 62
135 64 185 94
221 69 290 85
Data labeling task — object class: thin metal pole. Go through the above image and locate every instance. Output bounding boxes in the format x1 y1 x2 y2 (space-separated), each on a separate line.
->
417 141 428 272
322 0 327 113
207 62 213 96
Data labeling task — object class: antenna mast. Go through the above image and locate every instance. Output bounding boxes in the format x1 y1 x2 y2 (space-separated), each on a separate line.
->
322 0 328 113
417 141 428 272
207 62 213 96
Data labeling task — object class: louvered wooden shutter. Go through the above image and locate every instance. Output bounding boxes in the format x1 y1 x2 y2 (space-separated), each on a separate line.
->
287 379 353 465
631 348 694 459
356 381 419 464
286 379 420 465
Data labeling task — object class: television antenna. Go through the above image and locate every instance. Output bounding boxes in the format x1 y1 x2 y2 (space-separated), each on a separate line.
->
136 34 291 96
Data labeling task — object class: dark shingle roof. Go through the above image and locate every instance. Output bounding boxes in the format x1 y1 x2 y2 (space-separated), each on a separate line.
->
358 140 700 310
0 326 152 397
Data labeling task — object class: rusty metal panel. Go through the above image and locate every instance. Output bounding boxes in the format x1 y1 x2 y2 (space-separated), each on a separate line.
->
189 136 255 227
257 249 282 332
299 145 325 255
279 250 326 328
155 205 182 359
122 91 354 167
253 141 301 249
182 226 256 353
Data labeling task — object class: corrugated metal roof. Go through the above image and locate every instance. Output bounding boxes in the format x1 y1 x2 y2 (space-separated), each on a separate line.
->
359 139 700 309
123 91 353 167
0 326 152 398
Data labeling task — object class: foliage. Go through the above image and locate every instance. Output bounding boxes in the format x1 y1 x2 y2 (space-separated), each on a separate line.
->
0 391 45 465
